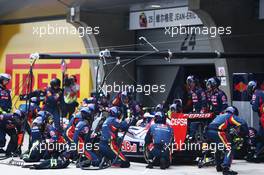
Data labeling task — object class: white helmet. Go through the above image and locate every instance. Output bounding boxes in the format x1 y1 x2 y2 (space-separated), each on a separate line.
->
0 73 11 81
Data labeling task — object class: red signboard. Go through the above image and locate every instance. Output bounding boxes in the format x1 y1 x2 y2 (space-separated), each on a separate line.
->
5 53 82 96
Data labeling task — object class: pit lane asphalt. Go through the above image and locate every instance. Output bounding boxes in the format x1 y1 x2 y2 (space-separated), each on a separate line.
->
0 158 263 175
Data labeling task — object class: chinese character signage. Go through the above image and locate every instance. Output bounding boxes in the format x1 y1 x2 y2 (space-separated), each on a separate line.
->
129 7 203 30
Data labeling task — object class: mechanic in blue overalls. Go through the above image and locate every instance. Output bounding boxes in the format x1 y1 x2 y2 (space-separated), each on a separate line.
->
0 109 25 156
186 75 207 140
247 80 264 160
43 78 63 131
207 106 248 175
145 111 173 170
99 106 131 168
0 73 12 154
206 77 228 115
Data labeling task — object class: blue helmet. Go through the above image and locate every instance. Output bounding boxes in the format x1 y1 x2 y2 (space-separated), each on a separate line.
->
80 107 92 120
13 109 23 119
83 97 97 104
18 103 38 114
18 104 28 114
80 107 90 113
37 111 53 123
37 111 47 119
87 103 96 112
225 106 239 116
109 106 121 118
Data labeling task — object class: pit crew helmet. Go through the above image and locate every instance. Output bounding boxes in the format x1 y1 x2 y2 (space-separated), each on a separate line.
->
247 81 257 96
225 106 239 116
109 106 121 118
50 78 61 88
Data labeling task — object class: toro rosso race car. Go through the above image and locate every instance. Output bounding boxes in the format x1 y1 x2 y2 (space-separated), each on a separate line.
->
119 112 214 160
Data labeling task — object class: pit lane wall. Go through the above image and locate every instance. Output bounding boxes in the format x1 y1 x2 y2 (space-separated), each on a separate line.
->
0 19 93 109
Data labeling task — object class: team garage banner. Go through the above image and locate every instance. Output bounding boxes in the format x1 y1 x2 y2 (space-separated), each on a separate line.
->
0 20 93 109
129 6 202 30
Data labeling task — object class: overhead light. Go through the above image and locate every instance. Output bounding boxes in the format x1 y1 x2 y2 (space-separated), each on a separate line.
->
151 4 161 8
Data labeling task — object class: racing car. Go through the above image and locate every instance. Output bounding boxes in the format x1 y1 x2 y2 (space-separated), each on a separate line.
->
119 112 215 161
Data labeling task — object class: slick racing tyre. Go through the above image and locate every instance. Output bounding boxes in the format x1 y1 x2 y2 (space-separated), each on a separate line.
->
143 144 150 163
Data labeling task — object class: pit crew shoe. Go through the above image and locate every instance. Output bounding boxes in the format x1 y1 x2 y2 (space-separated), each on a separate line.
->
223 168 238 175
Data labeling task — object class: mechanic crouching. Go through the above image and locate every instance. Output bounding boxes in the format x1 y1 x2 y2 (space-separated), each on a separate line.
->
99 106 131 168
145 112 173 170
23 111 64 162
0 110 25 156
206 106 249 175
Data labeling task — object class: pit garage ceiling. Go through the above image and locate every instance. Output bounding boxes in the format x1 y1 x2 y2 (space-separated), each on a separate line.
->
0 0 157 23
